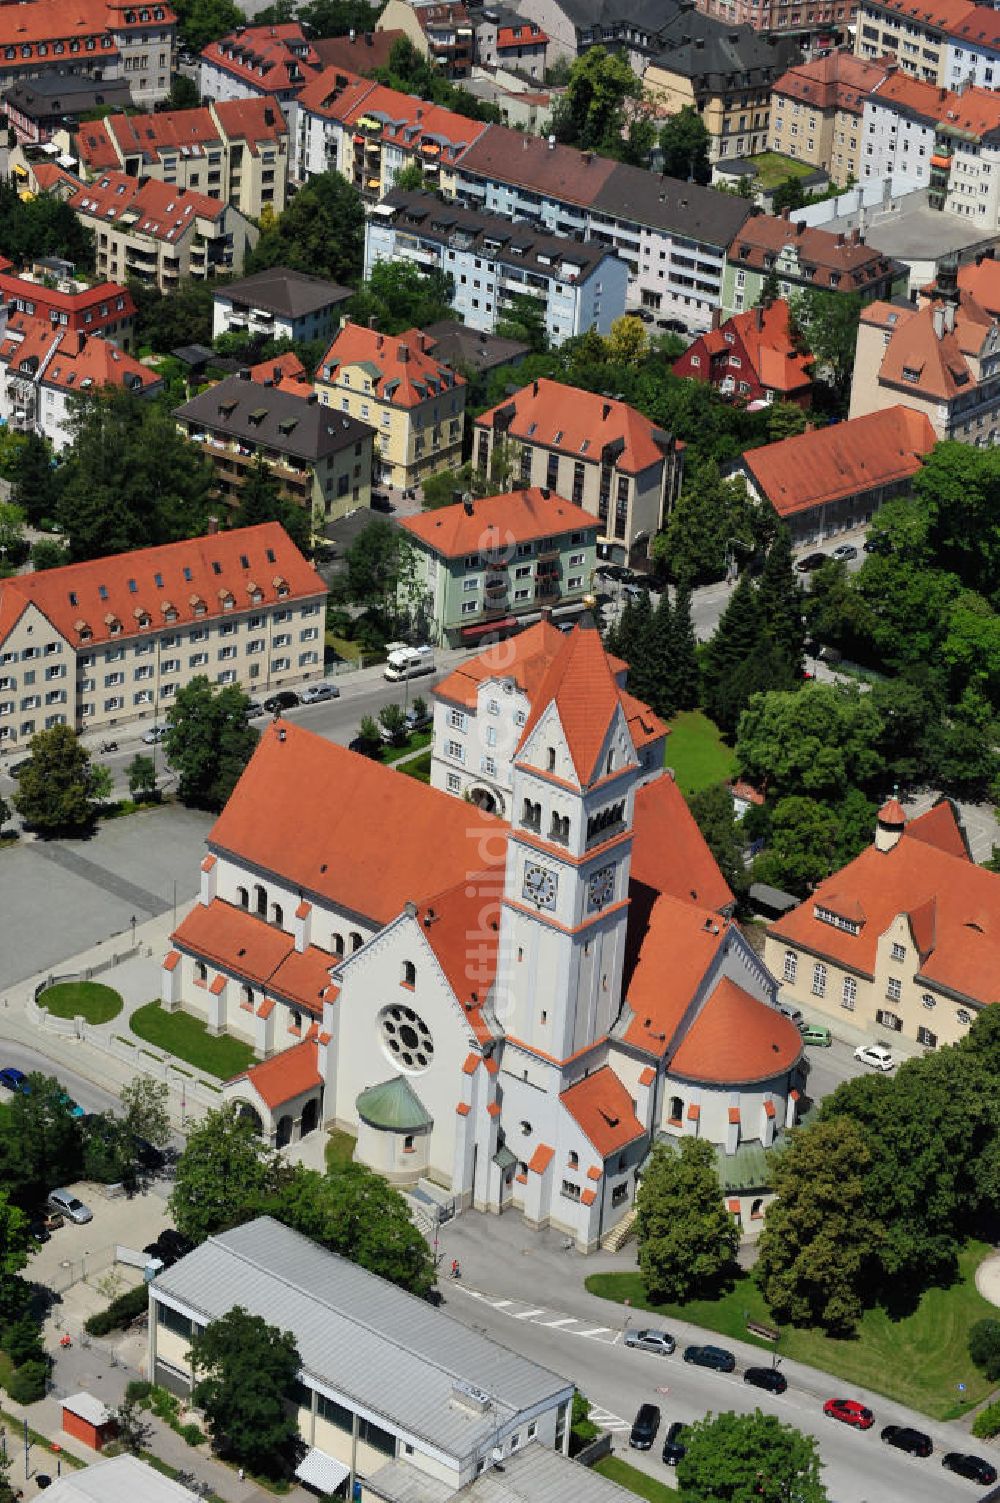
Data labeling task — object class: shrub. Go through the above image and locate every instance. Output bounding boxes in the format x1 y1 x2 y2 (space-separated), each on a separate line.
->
125 1378 152 1403
972 1398 1000 1440
84 1282 149 1336
150 1386 180 1423
969 1318 1000 1382
180 1422 204 1447
7 1358 48 1403
3 1314 45 1368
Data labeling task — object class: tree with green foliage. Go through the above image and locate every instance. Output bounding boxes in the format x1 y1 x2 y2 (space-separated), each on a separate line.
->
171 0 245 53
170 1103 289 1244
640 589 675 717
30 537 67 571
356 713 383 757
120 1076 172 1148
658 105 711 185
12 724 97 834
969 1319 1000 1382
0 1191 32 1282
164 677 259 811
0 182 94 270
550 47 647 160
767 400 809 444
298 0 379 35
245 172 365 285
373 37 501 123
687 783 746 898
57 388 213 561
771 175 807 214
127 753 158 804
677 1410 829 1503
11 432 59 527
348 261 454 337
232 454 310 554
735 681 885 801
496 292 549 353
128 277 215 353
190 1307 302 1477
660 462 764 586
113 1393 153 1457
604 315 649 368
82 1112 137 1186
0 793 10 833
169 72 201 109
701 569 799 735
750 795 839 895
392 160 426 192
0 1074 83 1206
636 1139 738 1303
790 288 863 404
755 1118 880 1333
669 581 700 710
272 1162 436 1297
378 703 407 744
337 518 423 640
756 526 804 674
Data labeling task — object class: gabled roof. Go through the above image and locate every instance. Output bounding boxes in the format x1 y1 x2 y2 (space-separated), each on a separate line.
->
400 488 596 561
433 619 573 707
68 172 227 241
247 351 311 393
621 892 730 1054
668 976 802 1084
676 299 812 396
201 22 321 95
956 256 1000 319
475 378 673 475
0 0 175 51
233 1038 322 1109
220 266 352 319
0 317 159 398
728 213 896 291
560 1067 645 1157
176 373 373 462
312 29 405 74
870 292 995 402
340 82 489 158
0 265 134 331
207 721 507 928
516 618 628 787
771 804 1000 1003
741 405 935 517
318 323 465 411
630 774 734 912
412 873 499 1045
0 522 323 650
773 50 890 116
171 900 334 1017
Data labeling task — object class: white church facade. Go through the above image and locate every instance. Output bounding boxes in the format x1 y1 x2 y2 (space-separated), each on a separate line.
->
163 619 805 1249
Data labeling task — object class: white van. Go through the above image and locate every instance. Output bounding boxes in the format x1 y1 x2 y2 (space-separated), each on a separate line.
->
384 644 435 681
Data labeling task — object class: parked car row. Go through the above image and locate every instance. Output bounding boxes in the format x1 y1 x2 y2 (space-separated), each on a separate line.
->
794 542 858 573
822 1399 994 1484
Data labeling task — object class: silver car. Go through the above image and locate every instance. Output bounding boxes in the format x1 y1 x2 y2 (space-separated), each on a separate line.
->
47 1188 92 1224
300 681 340 703
624 1328 676 1355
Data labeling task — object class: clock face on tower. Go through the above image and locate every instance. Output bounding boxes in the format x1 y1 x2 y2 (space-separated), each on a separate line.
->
522 861 558 910
587 863 616 911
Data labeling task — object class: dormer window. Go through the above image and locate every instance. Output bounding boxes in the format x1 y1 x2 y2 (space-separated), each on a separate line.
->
162 602 178 622
190 596 206 616
814 904 860 935
105 614 122 634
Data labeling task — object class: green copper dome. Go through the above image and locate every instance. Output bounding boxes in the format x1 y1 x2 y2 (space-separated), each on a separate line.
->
356 1076 432 1132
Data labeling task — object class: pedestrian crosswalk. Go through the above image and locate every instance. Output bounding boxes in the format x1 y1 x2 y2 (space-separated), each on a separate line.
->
460 1286 620 1344
587 1406 631 1434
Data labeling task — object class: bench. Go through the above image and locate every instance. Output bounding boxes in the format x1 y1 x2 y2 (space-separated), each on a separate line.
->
746 1319 780 1342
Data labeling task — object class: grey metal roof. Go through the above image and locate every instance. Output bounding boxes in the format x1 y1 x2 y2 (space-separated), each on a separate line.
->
465 1444 637 1501
44 1456 199 1502
153 1218 572 1461
220 267 353 318
175 374 374 462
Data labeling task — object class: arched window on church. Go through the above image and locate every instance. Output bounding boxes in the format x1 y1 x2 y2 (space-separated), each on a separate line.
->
271 902 283 928
606 748 614 774
332 932 344 957
254 883 266 917
194 961 207 984
667 1095 683 1125
401 960 416 987
236 886 248 909
350 931 363 952
547 746 556 772
241 983 253 1009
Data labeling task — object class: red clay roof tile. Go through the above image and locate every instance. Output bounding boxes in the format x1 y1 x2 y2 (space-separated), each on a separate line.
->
560 1067 644 1157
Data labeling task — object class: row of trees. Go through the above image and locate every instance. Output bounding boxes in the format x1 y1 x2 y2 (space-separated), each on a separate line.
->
606 585 699 720
756 1006 1000 1333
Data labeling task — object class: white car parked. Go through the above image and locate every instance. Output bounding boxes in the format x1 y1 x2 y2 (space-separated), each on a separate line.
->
853 1043 897 1072
300 681 339 703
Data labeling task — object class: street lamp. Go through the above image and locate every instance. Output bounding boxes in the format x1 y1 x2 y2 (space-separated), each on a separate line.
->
130 914 136 948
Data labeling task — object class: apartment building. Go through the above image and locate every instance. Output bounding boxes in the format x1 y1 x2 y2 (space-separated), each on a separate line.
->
0 258 135 348
365 189 628 345
453 128 754 333
377 0 474 76
849 267 1000 444
400 487 598 644
213 268 352 347
854 0 1000 88
474 8 549 78
509 0 677 71
176 373 374 526
295 66 488 196
643 14 801 163
199 22 321 137
693 0 855 38
315 323 465 491
75 98 289 218
0 0 176 108
721 208 904 314
673 299 814 406
474 378 683 563
60 170 258 291
0 318 161 450
0 523 326 745
2 75 133 145
770 51 890 184
767 797 997 1050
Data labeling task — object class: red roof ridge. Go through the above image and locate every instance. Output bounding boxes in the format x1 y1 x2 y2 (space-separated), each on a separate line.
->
516 619 625 786
401 487 595 562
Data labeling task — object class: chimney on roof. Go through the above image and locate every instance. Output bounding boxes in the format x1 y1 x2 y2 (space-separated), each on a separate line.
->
532 379 538 396
932 302 945 341
540 607 552 622
851 227 861 244
206 514 219 535
836 232 845 247
539 486 550 499
239 366 251 380
711 308 721 331
796 219 806 236
602 401 611 419
781 206 790 220
398 343 410 363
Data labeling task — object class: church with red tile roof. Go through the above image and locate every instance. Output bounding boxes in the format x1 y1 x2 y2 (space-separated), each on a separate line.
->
164 619 804 1249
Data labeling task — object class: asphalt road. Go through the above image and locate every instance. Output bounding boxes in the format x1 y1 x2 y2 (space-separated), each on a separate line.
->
439 1277 980 1503
0 1041 122 1116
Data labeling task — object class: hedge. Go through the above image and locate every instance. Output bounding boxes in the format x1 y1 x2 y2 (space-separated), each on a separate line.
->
85 1282 149 1336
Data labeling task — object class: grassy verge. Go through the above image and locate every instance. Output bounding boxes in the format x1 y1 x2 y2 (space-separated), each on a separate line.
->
593 1456 676 1502
746 151 816 188
325 633 362 663
586 1241 998 1420
38 980 123 1025
130 1002 255 1080
664 710 736 795
399 749 432 784
325 1129 357 1172
383 729 433 764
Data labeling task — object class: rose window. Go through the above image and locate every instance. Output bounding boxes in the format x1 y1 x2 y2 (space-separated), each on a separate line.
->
379 1004 434 1071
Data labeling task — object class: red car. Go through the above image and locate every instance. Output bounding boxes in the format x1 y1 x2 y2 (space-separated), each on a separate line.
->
823 1398 874 1430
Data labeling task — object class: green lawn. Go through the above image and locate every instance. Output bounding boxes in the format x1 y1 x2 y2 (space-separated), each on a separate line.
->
325 1129 357 1172
593 1456 676 1502
325 632 362 663
130 1001 256 1080
746 151 816 189
586 1241 998 1420
664 710 737 795
383 729 433 764
399 749 432 783
38 980 123 1025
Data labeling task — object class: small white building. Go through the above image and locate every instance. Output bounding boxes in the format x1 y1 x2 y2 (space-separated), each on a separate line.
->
43 1455 206 1503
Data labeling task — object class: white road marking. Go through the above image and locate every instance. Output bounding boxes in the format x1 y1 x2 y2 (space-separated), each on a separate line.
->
535 1316 577 1328
491 1299 513 1308
574 1326 611 1337
513 1307 546 1319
